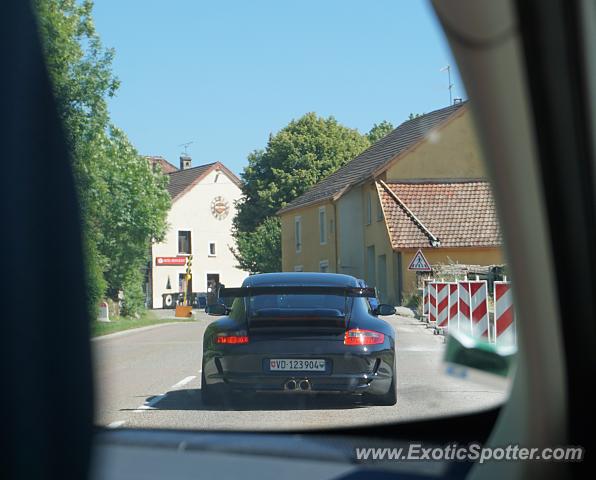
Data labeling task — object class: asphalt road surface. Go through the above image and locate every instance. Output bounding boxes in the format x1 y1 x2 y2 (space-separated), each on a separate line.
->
93 313 507 430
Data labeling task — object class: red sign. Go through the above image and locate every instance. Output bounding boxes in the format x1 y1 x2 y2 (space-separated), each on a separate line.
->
155 256 186 266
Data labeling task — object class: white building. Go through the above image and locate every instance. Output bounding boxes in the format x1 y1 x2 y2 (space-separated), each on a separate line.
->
148 156 248 309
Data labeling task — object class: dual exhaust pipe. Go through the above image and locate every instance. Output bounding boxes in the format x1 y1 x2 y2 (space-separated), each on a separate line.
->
284 379 311 391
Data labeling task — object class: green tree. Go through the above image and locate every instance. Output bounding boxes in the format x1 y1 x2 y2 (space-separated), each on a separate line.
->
236 113 370 233
34 0 170 315
233 113 370 273
34 0 118 147
92 127 170 315
233 217 282 273
408 112 424 120
367 120 394 143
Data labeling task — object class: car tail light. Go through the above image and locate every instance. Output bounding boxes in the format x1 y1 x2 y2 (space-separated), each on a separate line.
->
344 328 384 346
215 332 249 344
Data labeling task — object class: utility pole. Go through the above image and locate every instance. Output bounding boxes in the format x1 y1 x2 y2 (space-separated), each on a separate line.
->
440 65 453 105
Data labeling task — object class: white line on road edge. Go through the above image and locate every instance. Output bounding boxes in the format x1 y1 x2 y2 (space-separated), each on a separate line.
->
171 375 197 389
133 374 199 412
107 420 126 428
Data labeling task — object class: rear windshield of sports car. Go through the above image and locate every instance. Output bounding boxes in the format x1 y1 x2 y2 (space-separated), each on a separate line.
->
247 293 349 318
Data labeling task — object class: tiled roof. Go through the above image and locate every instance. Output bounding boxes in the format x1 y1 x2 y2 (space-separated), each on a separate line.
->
278 102 467 214
166 161 243 202
167 163 216 200
146 155 178 174
378 180 502 249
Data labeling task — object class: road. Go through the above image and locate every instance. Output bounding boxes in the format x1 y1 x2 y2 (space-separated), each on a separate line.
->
93 313 507 430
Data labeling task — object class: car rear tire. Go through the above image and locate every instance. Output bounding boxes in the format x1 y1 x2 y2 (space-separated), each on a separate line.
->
365 361 397 406
201 365 234 407
201 367 222 406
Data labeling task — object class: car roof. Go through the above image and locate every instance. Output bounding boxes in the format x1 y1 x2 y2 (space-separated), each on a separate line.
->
241 272 360 288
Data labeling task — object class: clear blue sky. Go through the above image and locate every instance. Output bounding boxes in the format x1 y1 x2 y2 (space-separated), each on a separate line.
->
93 0 464 175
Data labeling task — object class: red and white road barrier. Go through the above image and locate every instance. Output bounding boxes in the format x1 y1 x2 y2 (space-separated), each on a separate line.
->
447 283 458 331
458 282 472 336
422 279 431 320
435 282 449 331
419 278 516 346
431 280 488 340
428 282 437 325
469 280 490 341
494 281 516 347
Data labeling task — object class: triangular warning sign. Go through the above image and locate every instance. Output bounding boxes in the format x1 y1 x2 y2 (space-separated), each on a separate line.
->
408 249 432 271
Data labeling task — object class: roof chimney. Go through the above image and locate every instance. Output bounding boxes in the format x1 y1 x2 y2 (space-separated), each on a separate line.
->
180 155 192 170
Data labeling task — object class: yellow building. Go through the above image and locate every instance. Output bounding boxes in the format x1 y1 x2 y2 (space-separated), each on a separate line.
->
277 102 504 305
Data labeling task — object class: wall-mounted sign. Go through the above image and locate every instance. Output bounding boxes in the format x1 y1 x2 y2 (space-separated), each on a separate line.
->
408 249 432 271
156 256 187 266
211 196 230 220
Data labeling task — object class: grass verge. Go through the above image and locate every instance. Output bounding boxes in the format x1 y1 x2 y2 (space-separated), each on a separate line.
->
91 310 194 337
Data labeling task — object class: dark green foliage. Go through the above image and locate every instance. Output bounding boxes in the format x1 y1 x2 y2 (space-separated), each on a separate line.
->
367 120 394 144
35 0 170 315
233 113 371 273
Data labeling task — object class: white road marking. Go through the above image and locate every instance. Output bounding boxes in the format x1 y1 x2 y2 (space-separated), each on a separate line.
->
133 374 199 412
171 375 196 389
107 420 126 428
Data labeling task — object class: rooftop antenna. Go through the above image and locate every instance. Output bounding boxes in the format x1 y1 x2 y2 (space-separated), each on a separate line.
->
440 65 454 105
178 140 194 156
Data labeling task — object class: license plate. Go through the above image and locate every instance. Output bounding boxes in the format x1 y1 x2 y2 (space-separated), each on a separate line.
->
269 359 326 371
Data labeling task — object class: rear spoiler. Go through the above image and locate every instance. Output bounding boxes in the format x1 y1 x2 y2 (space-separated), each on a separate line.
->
219 286 377 298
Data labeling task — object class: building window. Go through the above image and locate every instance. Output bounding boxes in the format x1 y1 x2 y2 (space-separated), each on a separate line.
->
295 216 302 253
367 245 376 285
319 206 327 245
319 260 329 273
294 265 303 272
366 191 372 225
376 195 384 221
178 231 191 254
179 273 192 295
377 254 387 302
208 242 216 256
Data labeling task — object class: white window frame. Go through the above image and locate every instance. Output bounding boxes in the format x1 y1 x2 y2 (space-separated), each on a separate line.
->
294 265 304 272
294 215 302 253
177 229 192 255
208 241 216 257
319 259 329 273
319 206 327 245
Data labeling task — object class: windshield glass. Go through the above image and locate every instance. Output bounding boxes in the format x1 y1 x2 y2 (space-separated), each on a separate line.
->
35 0 515 432
248 294 348 317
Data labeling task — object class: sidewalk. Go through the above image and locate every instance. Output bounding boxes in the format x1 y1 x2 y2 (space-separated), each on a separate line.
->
151 308 210 322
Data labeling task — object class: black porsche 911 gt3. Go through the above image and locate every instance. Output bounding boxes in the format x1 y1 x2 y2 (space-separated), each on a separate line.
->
201 272 397 406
